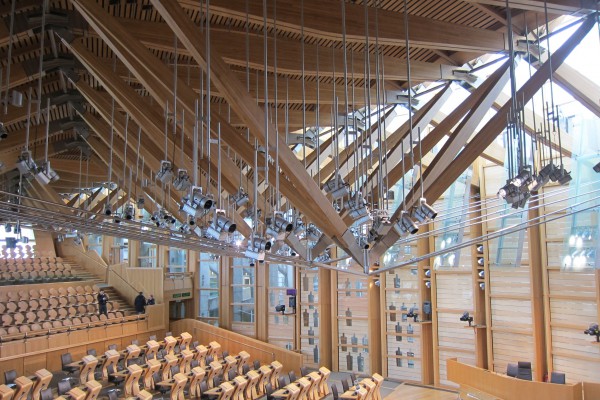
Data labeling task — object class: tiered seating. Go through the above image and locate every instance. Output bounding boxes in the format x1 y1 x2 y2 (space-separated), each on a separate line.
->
0 284 127 340
47 332 338 400
0 244 38 259
0 257 82 285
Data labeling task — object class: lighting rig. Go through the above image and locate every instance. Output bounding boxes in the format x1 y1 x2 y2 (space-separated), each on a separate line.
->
344 194 371 225
173 169 192 192
230 188 250 208
156 160 174 184
266 212 293 241
323 174 350 200
393 211 419 236
181 187 214 220
206 209 237 240
245 235 271 263
15 151 37 179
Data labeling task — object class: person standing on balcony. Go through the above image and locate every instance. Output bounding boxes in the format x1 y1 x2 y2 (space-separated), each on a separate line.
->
135 291 146 314
98 290 109 316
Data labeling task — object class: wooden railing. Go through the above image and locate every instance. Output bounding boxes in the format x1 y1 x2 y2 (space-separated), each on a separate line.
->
170 319 303 373
447 358 583 400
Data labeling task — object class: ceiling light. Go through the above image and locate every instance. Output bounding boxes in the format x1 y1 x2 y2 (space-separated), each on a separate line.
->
35 161 60 185
323 174 349 200
181 187 213 219
16 151 37 178
156 160 174 184
393 211 419 236
344 195 371 225
594 162 600 173
0 123 7 140
357 236 370 250
412 198 437 223
103 204 112 216
245 235 271 261
173 169 192 191
549 165 572 185
136 197 145 209
206 211 237 240
266 213 293 240
123 204 134 220
305 224 321 241
230 188 249 207
4 223 12 233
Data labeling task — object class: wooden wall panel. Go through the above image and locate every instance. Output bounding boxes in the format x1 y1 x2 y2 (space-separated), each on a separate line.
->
547 268 600 382
170 319 303 373
435 274 476 386
491 331 535 373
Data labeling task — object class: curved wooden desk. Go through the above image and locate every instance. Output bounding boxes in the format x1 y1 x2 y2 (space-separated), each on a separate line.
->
447 358 583 400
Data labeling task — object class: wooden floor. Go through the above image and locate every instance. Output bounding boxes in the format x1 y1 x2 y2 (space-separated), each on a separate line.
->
384 383 458 400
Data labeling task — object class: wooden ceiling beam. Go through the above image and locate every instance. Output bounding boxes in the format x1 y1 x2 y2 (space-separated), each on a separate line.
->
369 13 596 262
402 64 511 211
363 84 454 201
461 0 599 14
113 20 462 82
179 0 507 53
149 0 366 264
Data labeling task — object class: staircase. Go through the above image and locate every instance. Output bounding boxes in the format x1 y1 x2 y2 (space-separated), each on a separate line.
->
62 256 137 316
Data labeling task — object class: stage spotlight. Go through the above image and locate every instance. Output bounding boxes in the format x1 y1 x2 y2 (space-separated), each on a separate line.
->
393 211 419 236
275 304 286 314
322 174 349 200
460 311 473 327
584 323 600 342
245 235 271 261
594 162 600 173
413 198 437 223
103 204 112 216
0 122 8 140
173 169 192 191
4 223 11 233
230 188 250 207
206 212 237 240
35 161 60 185
357 236 370 250
136 197 145 209
123 205 134 220
156 160 174 184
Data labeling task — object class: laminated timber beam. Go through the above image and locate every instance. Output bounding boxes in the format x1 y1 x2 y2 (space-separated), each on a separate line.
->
357 85 454 196
65 3 318 237
66 43 247 205
111 20 463 83
402 64 511 212
318 106 399 185
147 0 365 263
369 60 511 211
461 0 599 14
369 14 596 262
179 0 507 53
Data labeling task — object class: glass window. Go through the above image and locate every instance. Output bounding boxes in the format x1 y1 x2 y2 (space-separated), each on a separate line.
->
198 253 220 325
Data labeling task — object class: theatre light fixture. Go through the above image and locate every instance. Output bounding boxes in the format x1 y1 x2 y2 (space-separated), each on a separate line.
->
206 210 237 240
584 323 600 342
245 235 271 262
393 211 419 236
173 169 192 191
460 311 474 326
156 160 174 184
